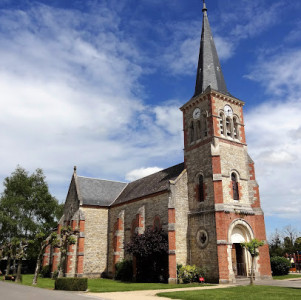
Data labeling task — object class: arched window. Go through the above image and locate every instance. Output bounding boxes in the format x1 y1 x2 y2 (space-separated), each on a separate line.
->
219 112 225 135
197 120 202 140
231 173 239 200
203 113 208 137
226 117 232 137
153 216 161 231
189 122 194 143
233 117 239 139
199 175 205 202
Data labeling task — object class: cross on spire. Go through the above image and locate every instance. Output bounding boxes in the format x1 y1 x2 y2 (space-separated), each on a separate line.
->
202 0 207 12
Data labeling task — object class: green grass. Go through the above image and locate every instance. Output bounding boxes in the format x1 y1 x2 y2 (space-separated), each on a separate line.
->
18 275 210 292
273 274 301 280
87 278 209 293
157 286 301 300
20 274 56 289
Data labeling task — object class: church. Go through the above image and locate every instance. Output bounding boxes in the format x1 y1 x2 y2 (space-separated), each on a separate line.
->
43 1 272 284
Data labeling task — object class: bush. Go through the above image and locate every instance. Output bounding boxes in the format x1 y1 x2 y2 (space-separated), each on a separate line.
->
40 265 51 278
178 265 207 284
271 256 290 276
115 259 133 281
54 278 88 291
52 270 58 280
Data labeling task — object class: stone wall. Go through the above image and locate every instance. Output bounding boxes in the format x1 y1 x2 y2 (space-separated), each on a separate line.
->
107 192 170 277
81 207 109 277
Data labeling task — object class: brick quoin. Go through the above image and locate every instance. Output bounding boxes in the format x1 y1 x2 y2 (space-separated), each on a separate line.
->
168 208 177 283
249 163 256 180
212 156 222 174
214 181 223 204
76 220 85 275
217 245 229 281
52 247 60 272
66 244 74 274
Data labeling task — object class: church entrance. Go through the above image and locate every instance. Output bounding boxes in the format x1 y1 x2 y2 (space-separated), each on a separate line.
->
231 243 247 277
229 223 253 279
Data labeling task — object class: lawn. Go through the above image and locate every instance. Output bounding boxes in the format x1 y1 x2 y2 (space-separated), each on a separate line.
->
273 274 301 280
157 286 301 300
19 275 210 292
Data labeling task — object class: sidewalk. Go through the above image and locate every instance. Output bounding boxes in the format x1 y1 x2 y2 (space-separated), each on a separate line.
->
85 278 301 300
85 284 235 300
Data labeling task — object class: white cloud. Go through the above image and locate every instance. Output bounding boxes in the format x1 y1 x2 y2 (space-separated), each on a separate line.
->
0 3 184 201
245 45 301 221
125 167 163 182
153 102 182 135
247 49 301 96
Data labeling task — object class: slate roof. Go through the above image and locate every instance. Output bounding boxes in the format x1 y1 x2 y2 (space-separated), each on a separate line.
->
194 2 229 96
113 163 185 206
75 163 185 207
77 176 127 207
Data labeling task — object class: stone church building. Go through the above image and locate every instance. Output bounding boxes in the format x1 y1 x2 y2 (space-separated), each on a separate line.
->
43 2 272 283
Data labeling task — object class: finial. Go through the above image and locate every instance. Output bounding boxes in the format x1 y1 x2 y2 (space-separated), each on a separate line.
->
74 166 77 174
202 0 207 12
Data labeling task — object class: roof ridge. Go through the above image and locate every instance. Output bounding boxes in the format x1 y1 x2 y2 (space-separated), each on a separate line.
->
128 162 184 184
77 175 126 184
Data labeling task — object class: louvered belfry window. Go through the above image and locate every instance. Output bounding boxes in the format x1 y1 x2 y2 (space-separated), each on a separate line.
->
199 175 205 202
232 173 239 200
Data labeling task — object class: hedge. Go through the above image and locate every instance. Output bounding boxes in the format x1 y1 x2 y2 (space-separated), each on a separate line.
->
271 256 290 276
54 278 88 291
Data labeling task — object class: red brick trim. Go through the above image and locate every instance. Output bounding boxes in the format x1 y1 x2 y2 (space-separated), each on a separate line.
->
76 220 85 275
168 208 177 281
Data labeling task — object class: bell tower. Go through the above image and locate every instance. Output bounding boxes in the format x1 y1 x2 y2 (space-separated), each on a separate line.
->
180 1 271 283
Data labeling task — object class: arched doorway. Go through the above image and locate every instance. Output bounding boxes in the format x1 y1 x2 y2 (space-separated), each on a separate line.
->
231 227 247 276
228 220 254 279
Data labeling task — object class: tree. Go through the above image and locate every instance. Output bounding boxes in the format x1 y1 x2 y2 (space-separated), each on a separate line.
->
52 226 78 278
241 239 264 285
125 228 168 282
269 229 284 257
32 232 57 285
0 166 63 276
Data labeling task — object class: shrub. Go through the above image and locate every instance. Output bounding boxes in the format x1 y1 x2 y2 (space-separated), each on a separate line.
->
271 256 290 276
54 278 88 291
115 259 133 281
40 265 51 278
178 265 207 284
52 270 58 280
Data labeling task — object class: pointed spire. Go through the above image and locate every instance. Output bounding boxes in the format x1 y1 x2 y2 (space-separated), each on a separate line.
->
194 1 228 96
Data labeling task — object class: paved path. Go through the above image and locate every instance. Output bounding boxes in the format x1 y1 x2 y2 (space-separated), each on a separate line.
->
85 284 236 300
2 277 301 300
0 281 104 300
85 278 301 300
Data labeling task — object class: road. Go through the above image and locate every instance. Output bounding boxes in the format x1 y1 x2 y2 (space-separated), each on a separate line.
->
0 281 104 300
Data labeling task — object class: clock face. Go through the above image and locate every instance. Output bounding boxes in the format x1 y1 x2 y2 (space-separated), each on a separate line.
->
224 105 233 117
193 108 201 119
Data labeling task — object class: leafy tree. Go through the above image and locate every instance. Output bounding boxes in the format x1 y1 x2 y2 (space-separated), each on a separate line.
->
269 229 284 257
125 228 168 282
52 226 78 278
0 166 63 276
241 239 264 285
32 232 57 285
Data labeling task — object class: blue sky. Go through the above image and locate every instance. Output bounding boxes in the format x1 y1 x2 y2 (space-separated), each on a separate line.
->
0 0 300 238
